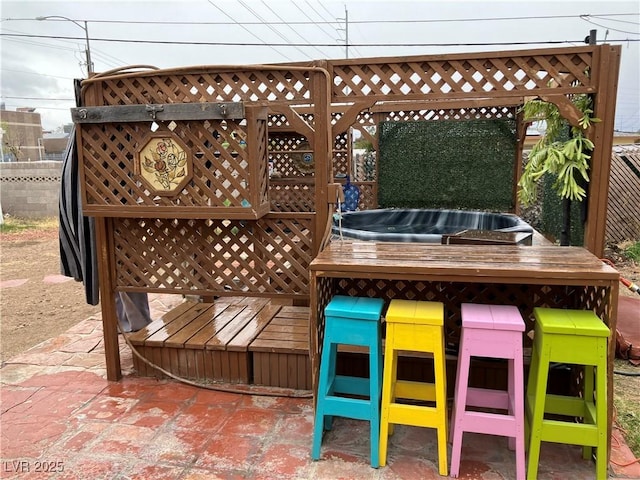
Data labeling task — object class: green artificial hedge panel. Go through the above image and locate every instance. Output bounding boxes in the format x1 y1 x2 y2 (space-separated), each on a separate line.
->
378 119 517 211
541 173 585 245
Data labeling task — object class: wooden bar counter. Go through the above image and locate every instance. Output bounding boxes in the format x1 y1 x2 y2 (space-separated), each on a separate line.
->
309 241 619 452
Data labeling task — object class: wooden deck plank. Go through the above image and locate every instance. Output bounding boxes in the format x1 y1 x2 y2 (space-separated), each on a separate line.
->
268 316 309 326
258 323 308 336
128 301 198 345
184 304 247 349
142 302 212 348
205 303 269 350
226 303 282 352
250 338 308 354
165 303 230 348
203 350 215 379
277 306 310 318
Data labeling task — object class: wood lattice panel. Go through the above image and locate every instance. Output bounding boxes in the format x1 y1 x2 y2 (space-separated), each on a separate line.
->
330 277 611 349
311 276 334 392
268 133 312 178
268 112 315 129
331 50 594 101
78 117 269 218
350 182 376 210
95 69 313 106
112 216 314 297
270 183 315 212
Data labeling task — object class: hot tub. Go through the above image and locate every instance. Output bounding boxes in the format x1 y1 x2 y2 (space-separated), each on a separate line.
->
332 208 534 243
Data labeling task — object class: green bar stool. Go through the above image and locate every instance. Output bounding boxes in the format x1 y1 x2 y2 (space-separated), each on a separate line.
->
525 307 610 480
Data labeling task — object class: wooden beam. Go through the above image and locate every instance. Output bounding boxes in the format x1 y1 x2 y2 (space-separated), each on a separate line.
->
71 102 245 123
537 95 583 128
369 97 523 113
269 104 315 142
332 99 376 136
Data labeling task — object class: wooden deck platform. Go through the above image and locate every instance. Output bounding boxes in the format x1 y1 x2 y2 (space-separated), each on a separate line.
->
126 295 542 393
127 297 312 389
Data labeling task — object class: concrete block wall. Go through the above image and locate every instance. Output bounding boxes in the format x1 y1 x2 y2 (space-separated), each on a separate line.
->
0 162 62 218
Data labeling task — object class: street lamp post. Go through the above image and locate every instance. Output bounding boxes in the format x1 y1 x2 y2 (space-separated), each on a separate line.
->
36 15 93 75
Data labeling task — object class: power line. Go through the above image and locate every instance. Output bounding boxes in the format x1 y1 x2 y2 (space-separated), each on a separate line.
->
3 32 638 47
1 26 128 69
238 0 311 59
318 1 335 21
590 15 640 26
1 104 72 111
290 1 339 42
2 13 637 26
580 17 640 35
2 36 80 53
1 96 74 101
205 0 294 61
260 0 332 58
0 68 74 80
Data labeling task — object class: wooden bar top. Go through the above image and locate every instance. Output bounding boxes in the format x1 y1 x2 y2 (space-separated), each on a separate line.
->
310 241 619 285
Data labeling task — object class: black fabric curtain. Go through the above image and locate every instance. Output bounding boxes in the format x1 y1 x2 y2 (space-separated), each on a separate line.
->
58 79 99 305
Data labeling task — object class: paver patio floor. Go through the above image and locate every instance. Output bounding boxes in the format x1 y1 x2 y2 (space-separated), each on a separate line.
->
1 293 638 479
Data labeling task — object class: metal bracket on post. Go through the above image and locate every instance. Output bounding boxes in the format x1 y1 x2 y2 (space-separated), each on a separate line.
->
145 104 165 120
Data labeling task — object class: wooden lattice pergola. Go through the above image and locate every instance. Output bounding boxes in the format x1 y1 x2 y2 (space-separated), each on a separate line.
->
73 44 621 383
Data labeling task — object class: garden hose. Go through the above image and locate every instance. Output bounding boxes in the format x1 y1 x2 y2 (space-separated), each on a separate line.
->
601 257 640 296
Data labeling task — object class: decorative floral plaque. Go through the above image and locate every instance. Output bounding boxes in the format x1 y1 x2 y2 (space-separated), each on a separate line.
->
135 133 192 195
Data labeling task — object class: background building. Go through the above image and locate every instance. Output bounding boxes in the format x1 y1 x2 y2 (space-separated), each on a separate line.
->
0 105 44 162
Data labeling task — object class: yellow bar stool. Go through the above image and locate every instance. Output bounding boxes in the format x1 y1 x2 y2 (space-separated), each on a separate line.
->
525 307 610 480
379 299 448 475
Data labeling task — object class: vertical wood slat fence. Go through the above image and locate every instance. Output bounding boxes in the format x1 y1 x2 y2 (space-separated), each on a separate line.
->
606 145 640 244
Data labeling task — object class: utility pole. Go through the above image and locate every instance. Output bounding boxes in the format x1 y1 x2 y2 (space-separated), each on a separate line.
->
36 16 93 75
344 6 349 59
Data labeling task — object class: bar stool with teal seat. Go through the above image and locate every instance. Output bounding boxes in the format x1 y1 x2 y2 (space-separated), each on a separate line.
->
379 299 448 475
312 295 385 467
525 307 610 480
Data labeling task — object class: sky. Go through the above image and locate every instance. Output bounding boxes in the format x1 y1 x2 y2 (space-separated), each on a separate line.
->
1 0 638 132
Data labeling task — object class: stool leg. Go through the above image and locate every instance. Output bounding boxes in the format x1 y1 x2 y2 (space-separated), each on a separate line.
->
323 342 338 431
449 334 464 444
369 328 382 468
513 352 526 480
312 341 337 460
579 364 598 463
434 334 449 476
450 341 471 478
526 335 549 480
379 330 397 467
525 330 541 448
595 346 608 480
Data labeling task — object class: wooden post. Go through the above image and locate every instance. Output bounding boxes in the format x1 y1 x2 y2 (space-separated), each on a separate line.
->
584 45 622 257
514 106 526 216
95 217 122 381
311 62 332 257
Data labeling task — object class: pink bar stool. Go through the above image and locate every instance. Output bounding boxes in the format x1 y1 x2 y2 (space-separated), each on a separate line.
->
450 303 526 479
